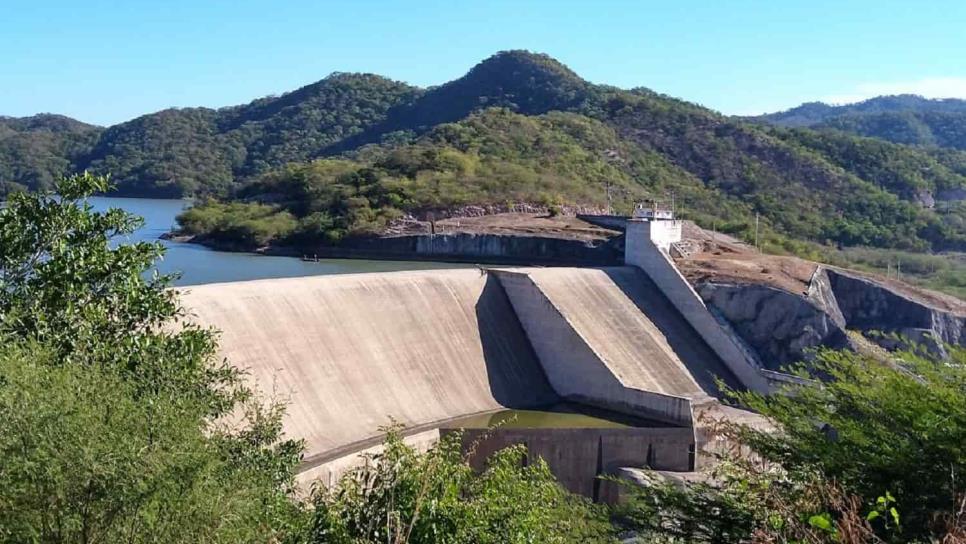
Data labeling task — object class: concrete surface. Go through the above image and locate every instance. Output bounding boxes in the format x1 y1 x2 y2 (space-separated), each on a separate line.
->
297 428 442 490
625 220 769 392
448 426 695 502
495 267 747 425
495 269 694 425
318 232 622 265
179 262 766 485
178 269 559 467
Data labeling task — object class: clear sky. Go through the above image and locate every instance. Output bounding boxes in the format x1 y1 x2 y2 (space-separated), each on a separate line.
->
3 0 965 126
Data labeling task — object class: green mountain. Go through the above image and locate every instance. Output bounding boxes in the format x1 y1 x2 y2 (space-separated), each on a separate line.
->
751 95 966 126
79 74 421 197
4 51 966 253
750 95 966 150
0 114 102 194
817 111 966 150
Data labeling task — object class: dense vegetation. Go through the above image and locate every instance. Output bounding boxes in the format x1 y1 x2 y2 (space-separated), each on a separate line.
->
309 427 614 543
750 94 966 127
177 101 966 254
818 111 966 150
0 114 101 194
615 345 966 543
176 108 740 247
752 94 966 150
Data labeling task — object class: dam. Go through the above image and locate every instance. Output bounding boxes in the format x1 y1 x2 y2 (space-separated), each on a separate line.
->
178 215 767 498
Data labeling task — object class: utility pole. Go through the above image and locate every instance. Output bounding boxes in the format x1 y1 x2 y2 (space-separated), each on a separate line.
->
605 179 613 215
754 213 760 253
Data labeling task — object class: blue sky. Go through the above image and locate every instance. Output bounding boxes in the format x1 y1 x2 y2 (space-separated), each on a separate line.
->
3 0 965 126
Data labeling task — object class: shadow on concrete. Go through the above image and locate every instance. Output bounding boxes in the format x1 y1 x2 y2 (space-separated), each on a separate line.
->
475 273 560 408
603 267 743 396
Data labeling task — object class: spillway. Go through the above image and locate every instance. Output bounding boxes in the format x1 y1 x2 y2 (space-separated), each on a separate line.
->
538 266 741 396
178 269 559 468
494 267 741 424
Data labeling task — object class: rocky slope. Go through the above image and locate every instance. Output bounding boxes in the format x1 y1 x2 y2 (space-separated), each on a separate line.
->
676 225 966 369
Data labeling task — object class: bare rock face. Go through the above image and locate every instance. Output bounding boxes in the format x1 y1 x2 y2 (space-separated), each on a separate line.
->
696 267 965 369
697 282 851 370
825 268 965 353
916 190 936 209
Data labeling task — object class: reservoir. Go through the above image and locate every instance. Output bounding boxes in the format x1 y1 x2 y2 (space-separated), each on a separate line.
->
89 196 465 286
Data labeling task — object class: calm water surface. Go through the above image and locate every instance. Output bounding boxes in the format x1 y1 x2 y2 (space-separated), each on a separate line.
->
448 403 667 429
89 196 466 286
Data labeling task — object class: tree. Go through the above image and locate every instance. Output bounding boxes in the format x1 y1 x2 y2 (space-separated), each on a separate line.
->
731 346 966 542
0 173 305 542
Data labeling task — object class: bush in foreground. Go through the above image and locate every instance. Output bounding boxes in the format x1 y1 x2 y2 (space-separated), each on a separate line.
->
0 173 305 542
615 346 966 543
308 427 615 544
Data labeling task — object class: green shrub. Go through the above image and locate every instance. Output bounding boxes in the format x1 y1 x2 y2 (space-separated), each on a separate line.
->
0 173 306 542
309 427 615 544
617 346 966 543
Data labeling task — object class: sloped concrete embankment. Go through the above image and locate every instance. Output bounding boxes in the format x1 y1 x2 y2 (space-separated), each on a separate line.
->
178 269 559 484
493 267 744 426
624 221 771 392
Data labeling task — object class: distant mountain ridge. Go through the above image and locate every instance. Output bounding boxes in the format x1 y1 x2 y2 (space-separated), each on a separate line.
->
750 95 966 126
2 51 966 254
0 114 101 134
749 95 966 150
0 114 102 192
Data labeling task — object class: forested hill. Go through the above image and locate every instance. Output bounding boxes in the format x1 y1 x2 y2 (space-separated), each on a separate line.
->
0 114 102 194
749 95 966 150
3 51 966 253
750 95 966 126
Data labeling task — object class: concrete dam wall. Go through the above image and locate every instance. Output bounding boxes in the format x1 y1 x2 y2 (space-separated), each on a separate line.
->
495 267 741 425
309 233 622 266
178 264 760 486
178 269 559 469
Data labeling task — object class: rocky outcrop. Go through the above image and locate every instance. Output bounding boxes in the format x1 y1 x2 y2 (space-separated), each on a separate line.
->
697 282 851 370
697 266 965 368
825 268 965 354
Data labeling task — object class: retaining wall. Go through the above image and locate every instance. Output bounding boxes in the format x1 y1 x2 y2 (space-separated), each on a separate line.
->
576 214 629 232
448 426 694 502
625 220 769 393
309 233 622 265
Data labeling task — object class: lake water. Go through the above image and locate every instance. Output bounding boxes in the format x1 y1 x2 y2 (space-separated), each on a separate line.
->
88 197 465 286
